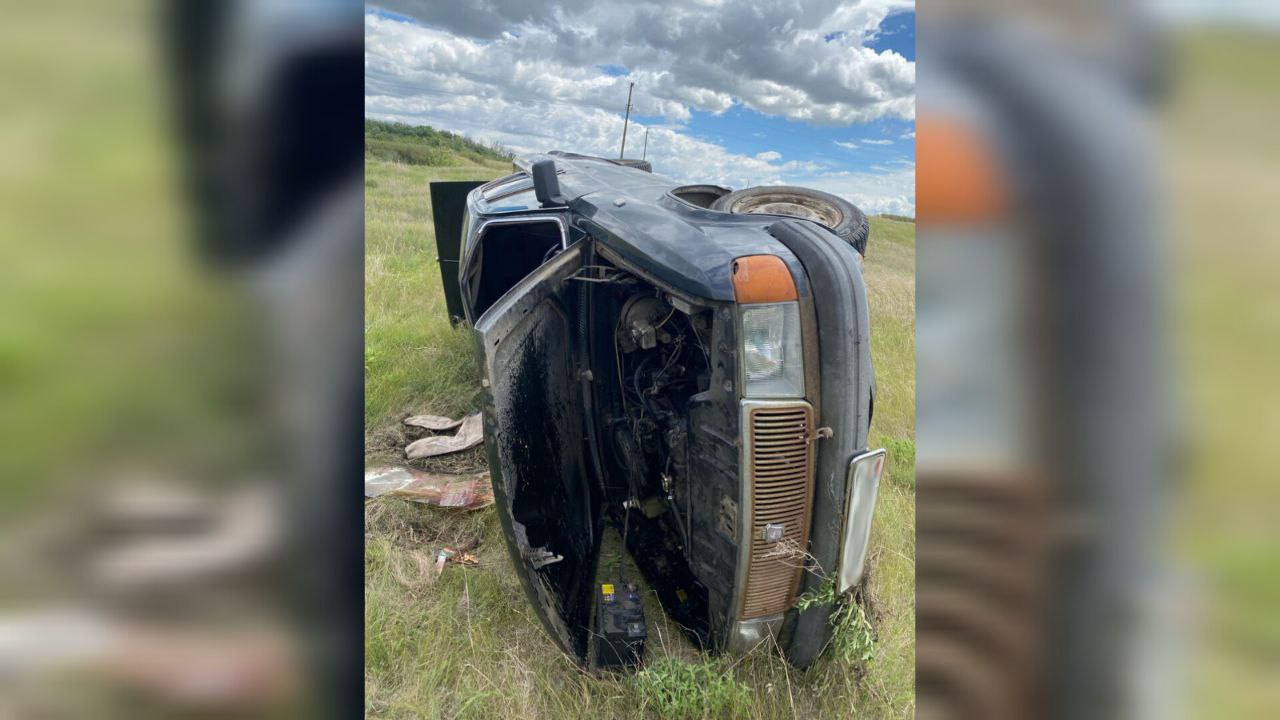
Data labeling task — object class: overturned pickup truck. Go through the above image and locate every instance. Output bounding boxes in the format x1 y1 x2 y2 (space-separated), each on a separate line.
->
430 152 885 669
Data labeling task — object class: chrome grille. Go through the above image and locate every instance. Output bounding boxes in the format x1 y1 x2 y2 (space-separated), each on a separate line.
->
741 403 815 619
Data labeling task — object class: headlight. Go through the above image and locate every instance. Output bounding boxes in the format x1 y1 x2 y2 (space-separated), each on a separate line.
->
838 448 886 594
741 302 804 398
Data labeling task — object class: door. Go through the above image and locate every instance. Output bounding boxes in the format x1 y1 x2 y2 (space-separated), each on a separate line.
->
472 241 600 662
429 180 485 324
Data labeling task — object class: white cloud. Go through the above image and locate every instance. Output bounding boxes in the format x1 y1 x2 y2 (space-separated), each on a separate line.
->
862 139 894 145
798 165 916 216
364 2 916 215
900 130 915 140
835 140 859 150
366 2 915 126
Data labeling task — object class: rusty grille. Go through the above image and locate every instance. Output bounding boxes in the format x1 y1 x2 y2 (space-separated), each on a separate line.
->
740 403 815 619
917 471 1048 720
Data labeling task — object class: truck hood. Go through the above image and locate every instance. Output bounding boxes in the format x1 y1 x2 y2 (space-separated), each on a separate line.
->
517 152 812 302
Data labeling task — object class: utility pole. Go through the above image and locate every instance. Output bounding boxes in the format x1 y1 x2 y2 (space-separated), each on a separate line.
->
642 128 649 161
619 81 635 159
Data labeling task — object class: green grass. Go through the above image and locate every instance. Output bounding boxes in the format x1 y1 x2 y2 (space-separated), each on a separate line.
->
366 120 514 167
0 2 259 514
364 157 510 433
1167 31 1280 719
631 658 752 719
365 147 916 718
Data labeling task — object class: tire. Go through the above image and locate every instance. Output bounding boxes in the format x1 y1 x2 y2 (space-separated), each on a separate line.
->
712 186 869 255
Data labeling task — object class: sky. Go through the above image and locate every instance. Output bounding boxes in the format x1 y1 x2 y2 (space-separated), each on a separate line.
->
1153 0 1280 26
364 1 917 216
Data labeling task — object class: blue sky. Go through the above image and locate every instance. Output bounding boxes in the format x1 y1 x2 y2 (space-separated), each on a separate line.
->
868 9 915 60
365 2 916 214
607 10 913 176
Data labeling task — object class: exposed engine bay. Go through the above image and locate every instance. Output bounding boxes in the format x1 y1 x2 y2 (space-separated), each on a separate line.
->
581 254 738 650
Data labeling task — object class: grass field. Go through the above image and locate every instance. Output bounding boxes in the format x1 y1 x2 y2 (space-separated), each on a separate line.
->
364 150 916 719
1168 31 1280 718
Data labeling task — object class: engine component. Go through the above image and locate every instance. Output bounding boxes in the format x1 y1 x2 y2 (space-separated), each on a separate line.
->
618 295 672 353
593 580 647 669
604 288 716 650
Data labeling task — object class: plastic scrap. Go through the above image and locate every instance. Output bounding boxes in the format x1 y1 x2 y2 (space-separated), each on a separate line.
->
364 466 417 498
364 466 494 510
405 412 483 459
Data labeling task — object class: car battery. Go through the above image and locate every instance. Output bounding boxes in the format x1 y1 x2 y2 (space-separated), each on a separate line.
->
593 579 647 669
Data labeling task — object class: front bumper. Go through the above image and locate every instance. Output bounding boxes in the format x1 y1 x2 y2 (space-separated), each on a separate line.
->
838 448 888 594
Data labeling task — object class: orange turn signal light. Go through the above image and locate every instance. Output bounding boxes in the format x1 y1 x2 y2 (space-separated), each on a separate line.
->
732 255 798 304
917 115 1009 225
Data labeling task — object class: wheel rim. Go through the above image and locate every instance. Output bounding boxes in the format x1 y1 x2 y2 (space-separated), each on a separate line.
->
728 192 844 227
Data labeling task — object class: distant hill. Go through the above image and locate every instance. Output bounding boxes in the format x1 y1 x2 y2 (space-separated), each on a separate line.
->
365 120 513 166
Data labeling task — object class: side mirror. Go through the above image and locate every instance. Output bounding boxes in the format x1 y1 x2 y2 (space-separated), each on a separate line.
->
532 160 565 207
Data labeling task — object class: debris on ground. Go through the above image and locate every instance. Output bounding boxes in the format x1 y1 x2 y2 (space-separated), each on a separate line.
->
364 467 415 497
406 445 487 476
90 485 279 593
364 466 494 510
403 414 461 431
405 412 483 459
432 546 481 576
